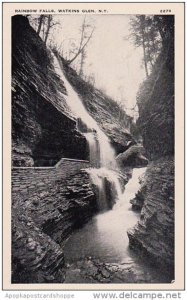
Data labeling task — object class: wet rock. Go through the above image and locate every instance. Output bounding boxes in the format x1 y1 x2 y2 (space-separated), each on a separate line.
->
127 157 174 276
64 257 171 283
116 145 148 168
32 197 39 206
12 211 65 283
130 174 147 211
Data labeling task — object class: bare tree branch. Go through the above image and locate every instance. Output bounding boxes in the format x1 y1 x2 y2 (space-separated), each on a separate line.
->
67 23 95 65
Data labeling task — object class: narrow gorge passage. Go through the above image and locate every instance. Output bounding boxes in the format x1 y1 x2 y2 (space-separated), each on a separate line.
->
63 167 171 284
52 54 171 284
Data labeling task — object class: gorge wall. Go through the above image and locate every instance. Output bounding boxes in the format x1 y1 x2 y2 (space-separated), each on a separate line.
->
128 18 174 277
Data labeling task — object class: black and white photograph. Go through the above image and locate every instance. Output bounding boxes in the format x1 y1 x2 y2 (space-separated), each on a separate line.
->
2 2 185 291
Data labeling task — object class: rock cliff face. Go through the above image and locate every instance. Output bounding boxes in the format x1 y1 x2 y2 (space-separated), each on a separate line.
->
136 26 174 161
130 172 146 211
12 15 88 166
128 20 174 277
128 157 174 268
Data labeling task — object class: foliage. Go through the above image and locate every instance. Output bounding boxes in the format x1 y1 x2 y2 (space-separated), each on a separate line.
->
28 15 60 44
128 15 174 77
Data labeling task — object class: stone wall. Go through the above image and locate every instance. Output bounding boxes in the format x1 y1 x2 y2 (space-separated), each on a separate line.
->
12 158 98 283
12 158 90 201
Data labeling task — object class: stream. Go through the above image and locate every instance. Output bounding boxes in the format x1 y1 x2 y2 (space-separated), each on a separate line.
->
64 167 145 264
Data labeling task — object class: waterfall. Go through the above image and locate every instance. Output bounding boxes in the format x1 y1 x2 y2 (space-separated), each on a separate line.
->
87 168 123 210
64 167 147 264
52 53 122 210
84 132 100 168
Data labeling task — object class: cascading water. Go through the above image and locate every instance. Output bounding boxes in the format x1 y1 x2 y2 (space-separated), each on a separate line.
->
83 132 100 168
64 167 147 263
52 53 122 210
87 168 123 211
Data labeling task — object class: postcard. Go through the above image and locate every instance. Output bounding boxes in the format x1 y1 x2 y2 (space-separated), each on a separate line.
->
2 2 185 291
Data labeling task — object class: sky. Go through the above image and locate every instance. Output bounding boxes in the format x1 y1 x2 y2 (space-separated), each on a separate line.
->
49 15 146 117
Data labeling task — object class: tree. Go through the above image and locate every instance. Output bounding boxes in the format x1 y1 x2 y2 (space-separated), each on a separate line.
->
28 15 60 45
153 15 174 50
79 47 86 77
44 15 52 44
129 15 162 77
43 15 60 45
37 15 45 35
67 16 95 66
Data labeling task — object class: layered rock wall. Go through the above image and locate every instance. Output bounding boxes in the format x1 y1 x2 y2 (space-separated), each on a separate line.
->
12 15 88 166
128 157 174 269
128 18 174 277
12 159 98 283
